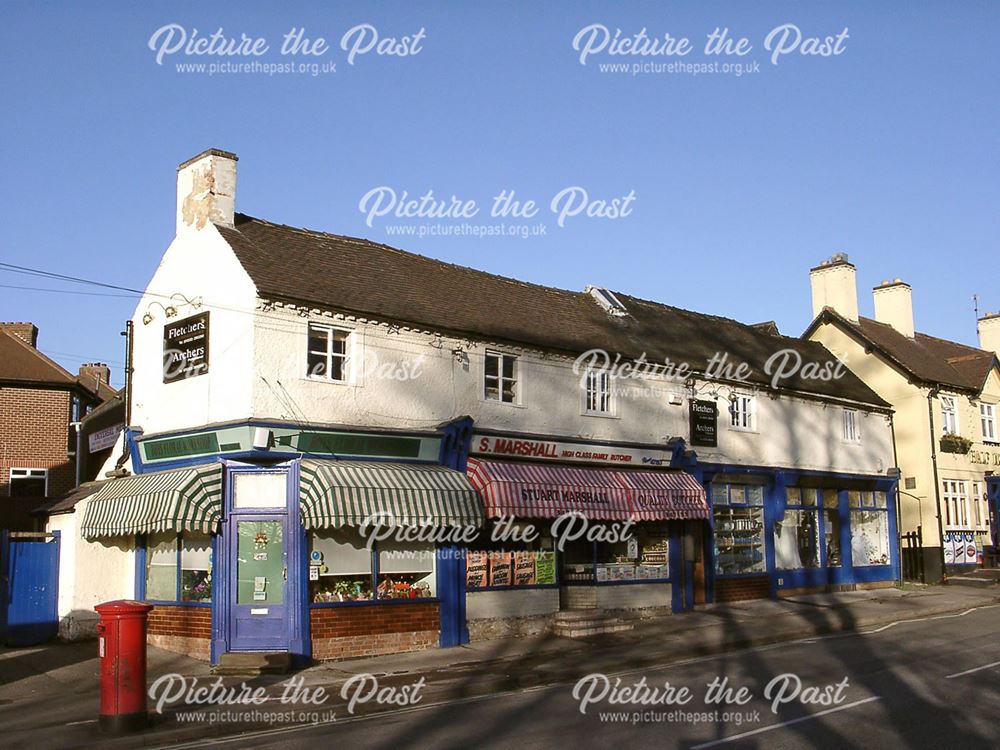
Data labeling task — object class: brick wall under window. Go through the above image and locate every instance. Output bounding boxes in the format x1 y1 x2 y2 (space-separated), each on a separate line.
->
310 602 439 661
714 576 769 603
147 605 212 661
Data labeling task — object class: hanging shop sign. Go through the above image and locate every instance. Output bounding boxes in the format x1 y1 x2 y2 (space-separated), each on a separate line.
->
472 434 672 467
163 311 210 384
689 399 718 447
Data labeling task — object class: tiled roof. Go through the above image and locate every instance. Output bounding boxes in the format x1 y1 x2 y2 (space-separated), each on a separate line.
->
216 214 889 407
0 330 114 400
811 310 997 393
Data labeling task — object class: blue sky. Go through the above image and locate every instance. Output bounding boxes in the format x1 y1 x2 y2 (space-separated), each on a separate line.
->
1 1 997 388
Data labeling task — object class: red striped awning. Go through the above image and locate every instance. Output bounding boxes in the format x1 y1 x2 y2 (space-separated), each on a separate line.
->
616 470 709 521
466 458 708 521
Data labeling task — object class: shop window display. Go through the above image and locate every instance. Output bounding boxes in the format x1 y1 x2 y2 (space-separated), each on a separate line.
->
712 482 765 575
144 533 212 603
775 488 820 570
851 491 890 567
467 521 557 589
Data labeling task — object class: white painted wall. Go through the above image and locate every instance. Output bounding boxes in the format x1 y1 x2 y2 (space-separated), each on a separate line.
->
249 304 895 476
47 502 136 640
129 226 257 434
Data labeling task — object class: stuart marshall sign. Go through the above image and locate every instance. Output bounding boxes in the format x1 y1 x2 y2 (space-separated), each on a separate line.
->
163 311 209 384
689 399 718 447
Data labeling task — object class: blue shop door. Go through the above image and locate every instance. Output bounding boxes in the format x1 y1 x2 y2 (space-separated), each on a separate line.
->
437 545 467 647
229 516 289 651
1 531 61 646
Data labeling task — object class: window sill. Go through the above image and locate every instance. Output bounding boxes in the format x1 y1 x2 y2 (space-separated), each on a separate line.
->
728 426 759 434
304 375 351 386
143 600 212 608
481 398 526 409
582 410 619 420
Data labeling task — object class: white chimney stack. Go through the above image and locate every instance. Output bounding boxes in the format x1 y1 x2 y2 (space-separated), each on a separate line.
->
809 253 859 323
176 148 238 234
873 279 915 338
980 312 1000 358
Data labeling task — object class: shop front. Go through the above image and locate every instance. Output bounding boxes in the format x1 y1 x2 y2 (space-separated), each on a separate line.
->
703 467 899 602
461 432 709 639
79 420 483 664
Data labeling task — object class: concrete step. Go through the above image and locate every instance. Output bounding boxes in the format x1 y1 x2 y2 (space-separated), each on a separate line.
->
213 652 292 676
554 622 634 638
553 609 635 638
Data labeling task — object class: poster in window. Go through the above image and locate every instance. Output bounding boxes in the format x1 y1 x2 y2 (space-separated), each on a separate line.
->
489 552 512 587
534 552 556 585
513 552 536 586
466 552 488 588
689 399 718 447
163 311 210 384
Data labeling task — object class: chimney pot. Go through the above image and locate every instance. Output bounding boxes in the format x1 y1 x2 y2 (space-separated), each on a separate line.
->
176 148 238 234
809 256 859 323
873 279 915 338
0 322 39 347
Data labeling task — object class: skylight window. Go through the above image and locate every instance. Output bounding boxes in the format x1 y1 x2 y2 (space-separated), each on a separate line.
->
586 286 628 317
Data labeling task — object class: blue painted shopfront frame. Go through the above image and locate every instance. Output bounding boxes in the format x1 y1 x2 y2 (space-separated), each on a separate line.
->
127 419 474 662
695 464 900 602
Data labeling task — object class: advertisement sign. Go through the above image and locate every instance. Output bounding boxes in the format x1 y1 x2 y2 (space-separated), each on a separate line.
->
88 423 123 453
513 552 536 586
689 399 718 447
163 311 210 384
466 552 488 588
489 552 512 586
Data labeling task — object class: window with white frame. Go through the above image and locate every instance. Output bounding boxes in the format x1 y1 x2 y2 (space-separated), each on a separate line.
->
981 403 997 442
940 395 959 435
842 409 860 442
584 369 612 415
730 394 755 430
484 351 518 403
942 479 969 528
973 481 984 528
9 468 48 497
307 323 350 382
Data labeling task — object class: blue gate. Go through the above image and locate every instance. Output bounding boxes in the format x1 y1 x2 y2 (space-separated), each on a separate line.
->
0 530 61 646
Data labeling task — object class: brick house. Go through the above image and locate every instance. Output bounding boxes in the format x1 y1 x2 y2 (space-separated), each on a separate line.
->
0 322 115 530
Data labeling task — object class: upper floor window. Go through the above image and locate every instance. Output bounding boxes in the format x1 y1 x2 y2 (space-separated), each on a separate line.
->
584 369 612 415
9 468 47 497
940 395 959 436
307 323 350 382
730 394 755 431
842 409 860 443
484 351 518 403
981 403 997 442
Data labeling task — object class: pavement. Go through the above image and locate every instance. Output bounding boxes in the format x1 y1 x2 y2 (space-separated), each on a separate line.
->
1 583 998 749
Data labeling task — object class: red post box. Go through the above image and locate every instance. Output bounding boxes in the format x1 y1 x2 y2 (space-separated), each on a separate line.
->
95 600 154 733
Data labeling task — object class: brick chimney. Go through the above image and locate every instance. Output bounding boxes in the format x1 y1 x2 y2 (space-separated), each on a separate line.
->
980 312 1000 358
809 253 859 323
79 363 111 390
873 279 915 338
176 148 238 234
1 322 39 347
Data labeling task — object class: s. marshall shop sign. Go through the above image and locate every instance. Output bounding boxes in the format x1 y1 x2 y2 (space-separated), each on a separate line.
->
472 434 672 467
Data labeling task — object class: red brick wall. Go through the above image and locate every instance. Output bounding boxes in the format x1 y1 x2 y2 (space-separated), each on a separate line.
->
715 576 770 603
0 386 75 498
147 605 212 661
310 602 439 660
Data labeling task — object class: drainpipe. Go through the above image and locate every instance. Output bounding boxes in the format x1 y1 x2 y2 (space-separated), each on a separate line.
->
72 421 83 488
926 388 946 581
115 320 134 470
889 411 903 584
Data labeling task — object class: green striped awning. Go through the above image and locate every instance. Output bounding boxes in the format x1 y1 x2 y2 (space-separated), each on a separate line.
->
80 464 223 539
299 460 484 530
